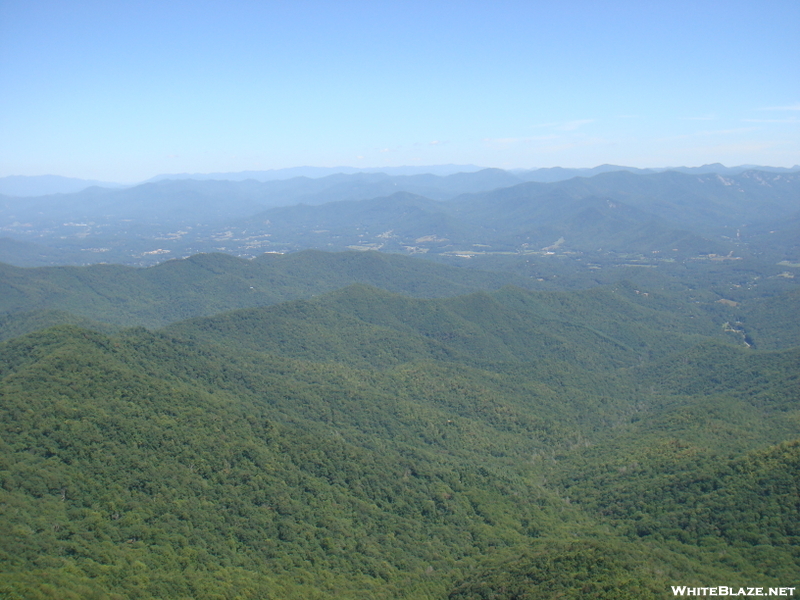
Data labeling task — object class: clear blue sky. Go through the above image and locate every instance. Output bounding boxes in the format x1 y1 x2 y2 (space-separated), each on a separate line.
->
1 0 798 182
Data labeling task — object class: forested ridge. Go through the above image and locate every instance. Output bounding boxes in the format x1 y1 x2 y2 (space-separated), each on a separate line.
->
0 251 526 338
0 262 800 600
0 251 798 599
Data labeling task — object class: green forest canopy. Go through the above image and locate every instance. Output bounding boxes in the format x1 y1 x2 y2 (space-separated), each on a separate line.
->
1 250 798 599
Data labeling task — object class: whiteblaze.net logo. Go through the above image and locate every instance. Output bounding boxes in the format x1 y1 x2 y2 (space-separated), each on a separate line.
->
671 587 796 597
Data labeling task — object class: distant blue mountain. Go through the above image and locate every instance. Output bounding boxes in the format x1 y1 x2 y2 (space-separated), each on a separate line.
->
0 175 127 197
4 164 797 197
144 164 486 183
145 163 800 184
513 163 800 182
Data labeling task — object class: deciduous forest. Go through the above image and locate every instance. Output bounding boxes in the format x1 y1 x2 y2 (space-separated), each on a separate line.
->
1 169 798 598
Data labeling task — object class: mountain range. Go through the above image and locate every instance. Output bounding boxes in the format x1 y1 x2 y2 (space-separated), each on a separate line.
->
2 169 800 270
3 163 798 196
1 254 798 598
1 164 798 598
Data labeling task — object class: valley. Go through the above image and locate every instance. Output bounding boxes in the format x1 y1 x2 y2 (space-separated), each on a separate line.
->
0 167 798 599
4 0 798 595
3 169 800 269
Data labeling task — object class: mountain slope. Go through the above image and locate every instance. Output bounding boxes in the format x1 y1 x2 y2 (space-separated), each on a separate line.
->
1 272 798 598
0 323 601 598
0 250 524 338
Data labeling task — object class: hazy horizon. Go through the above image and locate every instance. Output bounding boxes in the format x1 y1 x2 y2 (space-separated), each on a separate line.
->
1 1 798 182
4 161 800 189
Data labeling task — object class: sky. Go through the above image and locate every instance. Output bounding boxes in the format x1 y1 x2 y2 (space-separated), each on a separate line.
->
1 0 798 183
